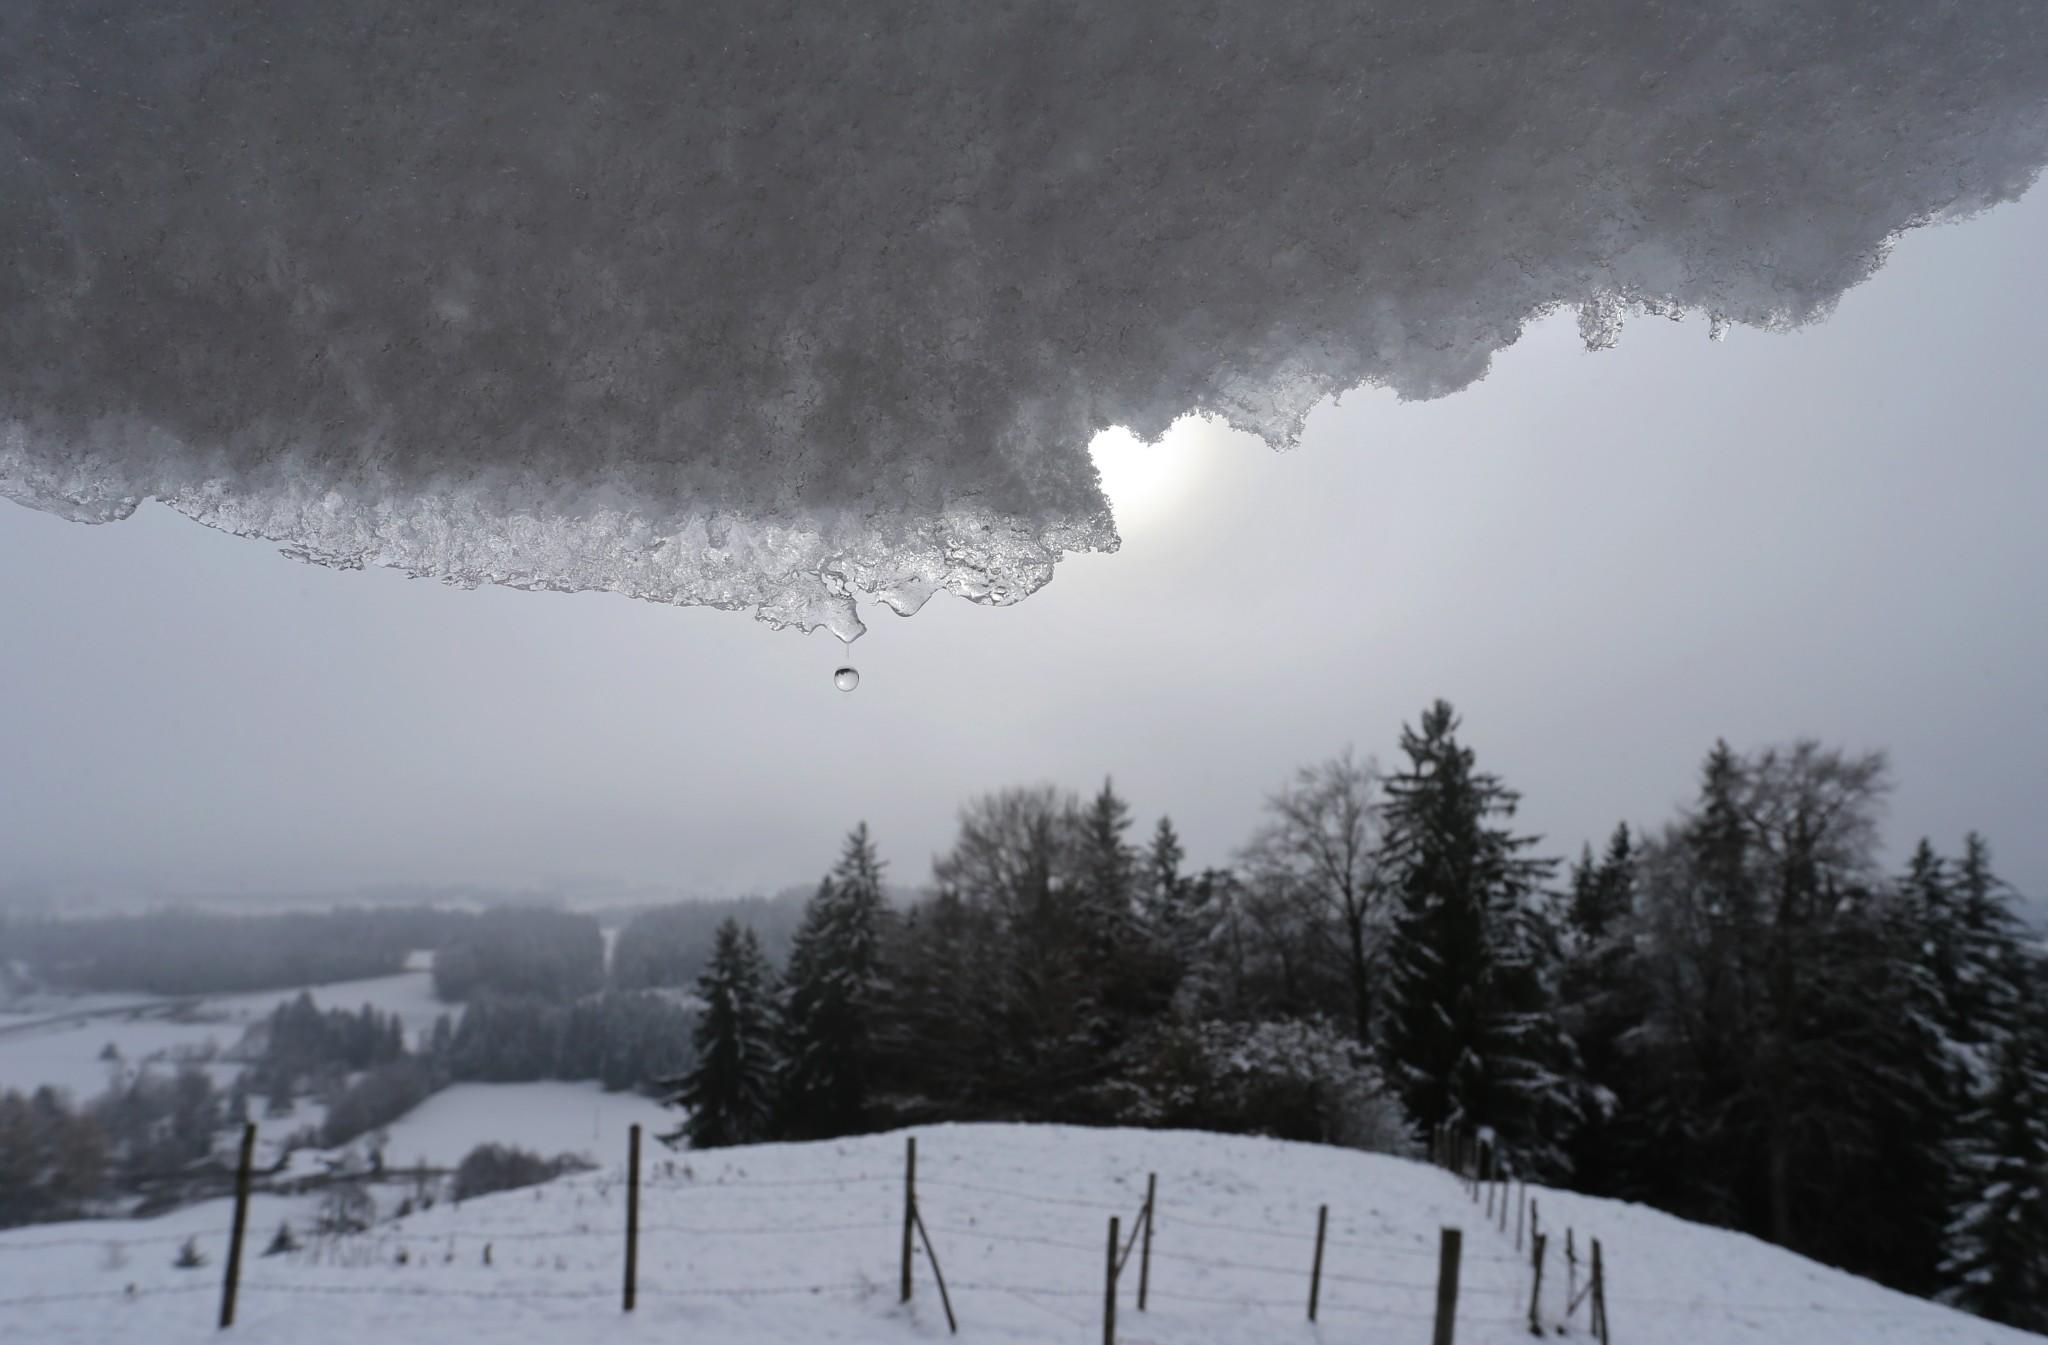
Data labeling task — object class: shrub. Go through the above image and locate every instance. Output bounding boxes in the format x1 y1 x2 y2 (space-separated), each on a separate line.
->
1110 1017 1416 1154
452 1144 592 1201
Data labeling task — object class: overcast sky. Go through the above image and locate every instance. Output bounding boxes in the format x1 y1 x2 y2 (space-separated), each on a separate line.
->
3 187 2044 909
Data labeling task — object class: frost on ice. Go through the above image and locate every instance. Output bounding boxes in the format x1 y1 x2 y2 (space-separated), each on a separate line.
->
3 2 2047 639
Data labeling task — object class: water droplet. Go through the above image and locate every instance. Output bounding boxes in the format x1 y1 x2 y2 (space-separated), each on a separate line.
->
833 666 860 692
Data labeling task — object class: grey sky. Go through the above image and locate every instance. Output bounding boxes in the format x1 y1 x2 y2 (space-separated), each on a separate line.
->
3 188 2044 906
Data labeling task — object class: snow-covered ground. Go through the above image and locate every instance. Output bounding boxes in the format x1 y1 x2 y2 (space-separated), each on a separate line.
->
0 962 447 1101
0 1123 2029 1344
373 1083 670 1169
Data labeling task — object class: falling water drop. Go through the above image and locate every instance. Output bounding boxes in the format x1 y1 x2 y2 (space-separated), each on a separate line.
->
833 666 860 692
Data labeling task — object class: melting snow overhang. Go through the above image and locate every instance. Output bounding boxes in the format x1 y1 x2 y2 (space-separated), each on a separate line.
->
4 2 2046 638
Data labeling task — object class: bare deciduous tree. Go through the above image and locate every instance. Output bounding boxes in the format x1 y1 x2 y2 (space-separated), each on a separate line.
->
1240 751 1390 1046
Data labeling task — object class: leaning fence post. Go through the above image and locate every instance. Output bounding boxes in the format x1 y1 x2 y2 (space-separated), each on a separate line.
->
910 1201 958 1334
1104 1215 1120 1345
218 1122 256 1329
1138 1172 1155 1312
1592 1237 1609 1344
1527 1231 1547 1336
1498 1170 1509 1234
1530 1198 1541 1256
623 1123 640 1312
1515 1180 1526 1252
1432 1226 1462 1345
901 1136 917 1304
1307 1203 1328 1321
1484 1147 1495 1216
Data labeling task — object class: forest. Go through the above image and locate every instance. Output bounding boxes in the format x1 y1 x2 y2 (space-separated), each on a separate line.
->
668 699 2048 1332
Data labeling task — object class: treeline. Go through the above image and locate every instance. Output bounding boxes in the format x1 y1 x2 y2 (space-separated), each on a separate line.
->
0 890 831 1010
0 907 469 995
430 907 605 1002
0 904 631 1004
610 892 810 993
443 991 693 1091
666 700 2047 1334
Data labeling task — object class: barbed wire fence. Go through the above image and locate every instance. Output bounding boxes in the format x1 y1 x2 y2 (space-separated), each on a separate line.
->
0 1120 1973 1341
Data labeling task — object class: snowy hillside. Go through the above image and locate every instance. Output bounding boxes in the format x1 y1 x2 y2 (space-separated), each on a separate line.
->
0 1124 2033 1345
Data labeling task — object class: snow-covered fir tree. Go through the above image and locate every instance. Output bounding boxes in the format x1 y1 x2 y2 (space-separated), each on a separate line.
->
1555 822 1645 1195
1939 1017 2048 1332
1952 834 2027 1047
777 823 891 1139
1072 777 1141 953
1380 699 1577 1175
661 919 779 1150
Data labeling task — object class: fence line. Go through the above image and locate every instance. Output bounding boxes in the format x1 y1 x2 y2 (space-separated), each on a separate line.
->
918 1176 1129 1212
641 1219 898 1237
30 1121 1969 1345
925 1222 1102 1256
0 1283 213 1308
0 1228 232 1252
647 1172 895 1190
1154 1209 1524 1264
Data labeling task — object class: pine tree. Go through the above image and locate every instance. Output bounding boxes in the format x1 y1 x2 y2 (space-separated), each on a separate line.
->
1381 700 1574 1173
1073 778 1140 952
1146 816 1184 910
778 823 891 1139
1557 822 1643 1196
1068 778 1167 1068
1566 823 1635 947
1939 1022 2048 1332
660 919 779 1149
1951 834 2025 1048
1138 815 1226 1011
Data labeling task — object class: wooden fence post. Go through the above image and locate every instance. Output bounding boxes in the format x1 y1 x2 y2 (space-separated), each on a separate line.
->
1307 1204 1328 1322
1498 1171 1509 1233
623 1123 640 1312
1484 1148 1495 1217
1592 1237 1609 1344
1104 1215 1120 1345
901 1136 917 1304
1527 1231 1546 1336
1566 1227 1578 1314
1432 1226 1462 1345
1138 1172 1155 1312
217 1122 256 1329
1515 1181 1525 1252
1530 1198 1541 1256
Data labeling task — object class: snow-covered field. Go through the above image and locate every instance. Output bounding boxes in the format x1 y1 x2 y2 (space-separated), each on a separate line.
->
0 1123 2030 1345
374 1083 670 1169
0 962 447 1101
